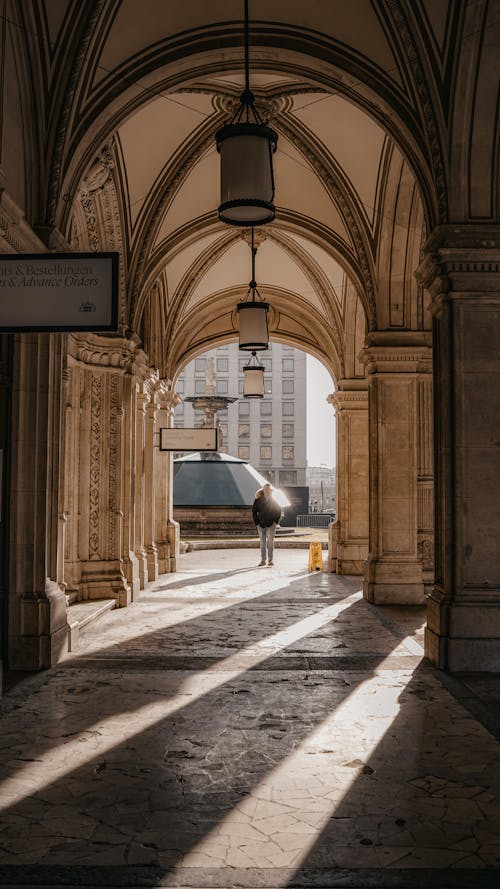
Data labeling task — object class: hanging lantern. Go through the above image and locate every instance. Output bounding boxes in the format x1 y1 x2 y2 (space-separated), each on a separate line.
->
243 351 265 398
216 0 278 227
238 300 269 350
237 227 269 350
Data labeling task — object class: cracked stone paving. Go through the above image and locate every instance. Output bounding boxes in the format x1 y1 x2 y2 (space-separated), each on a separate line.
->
1 549 500 888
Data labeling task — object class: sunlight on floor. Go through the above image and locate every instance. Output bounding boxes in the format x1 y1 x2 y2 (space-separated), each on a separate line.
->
177 674 407 869
75 568 317 655
0 590 361 813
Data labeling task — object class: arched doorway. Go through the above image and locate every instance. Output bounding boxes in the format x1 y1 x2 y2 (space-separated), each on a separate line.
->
2 2 499 673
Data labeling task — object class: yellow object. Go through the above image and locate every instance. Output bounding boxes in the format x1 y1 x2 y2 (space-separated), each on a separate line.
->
308 541 323 571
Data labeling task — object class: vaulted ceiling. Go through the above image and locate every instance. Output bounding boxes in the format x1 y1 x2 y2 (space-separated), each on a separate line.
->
4 1 496 380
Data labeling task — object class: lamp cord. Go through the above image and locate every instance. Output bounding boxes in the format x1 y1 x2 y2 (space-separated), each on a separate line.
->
244 0 250 96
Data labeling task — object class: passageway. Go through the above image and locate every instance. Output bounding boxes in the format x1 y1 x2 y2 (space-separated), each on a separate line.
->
1 549 499 888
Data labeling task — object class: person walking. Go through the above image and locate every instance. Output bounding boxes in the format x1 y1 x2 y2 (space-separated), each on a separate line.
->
252 482 281 567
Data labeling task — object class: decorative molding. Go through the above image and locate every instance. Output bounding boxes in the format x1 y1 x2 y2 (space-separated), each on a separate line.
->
384 0 448 222
89 375 102 559
108 373 121 558
46 0 108 226
0 188 45 252
277 115 377 328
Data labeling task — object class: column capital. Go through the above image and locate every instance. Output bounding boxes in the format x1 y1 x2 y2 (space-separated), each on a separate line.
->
157 388 182 414
416 224 500 305
360 332 432 375
329 386 368 413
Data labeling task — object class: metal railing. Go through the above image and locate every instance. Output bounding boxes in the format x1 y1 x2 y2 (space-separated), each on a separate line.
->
296 513 334 529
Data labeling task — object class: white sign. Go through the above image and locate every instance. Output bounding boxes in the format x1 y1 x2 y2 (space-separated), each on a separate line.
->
0 253 119 332
160 427 218 452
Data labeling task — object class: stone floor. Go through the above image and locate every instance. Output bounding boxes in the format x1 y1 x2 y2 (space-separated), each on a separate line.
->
1 549 500 889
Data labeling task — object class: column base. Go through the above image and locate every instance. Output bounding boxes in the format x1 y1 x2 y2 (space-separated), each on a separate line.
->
10 580 68 670
146 544 159 584
425 595 500 671
363 559 425 604
80 560 131 607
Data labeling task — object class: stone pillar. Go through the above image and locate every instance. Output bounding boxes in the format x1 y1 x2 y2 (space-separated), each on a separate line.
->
361 332 432 604
144 396 159 583
134 390 149 589
417 225 500 670
155 389 181 574
9 334 68 669
328 381 369 574
121 374 140 598
64 334 142 607
417 375 434 596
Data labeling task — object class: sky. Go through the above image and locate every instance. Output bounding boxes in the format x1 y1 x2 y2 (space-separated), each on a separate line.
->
306 355 335 468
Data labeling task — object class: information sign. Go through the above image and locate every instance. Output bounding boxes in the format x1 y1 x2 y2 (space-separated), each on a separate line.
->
160 427 218 452
0 252 119 332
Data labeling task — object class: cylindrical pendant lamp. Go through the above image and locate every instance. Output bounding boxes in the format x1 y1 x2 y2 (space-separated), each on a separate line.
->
216 1 278 227
237 300 269 350
216 121 277 226
243 351 265 398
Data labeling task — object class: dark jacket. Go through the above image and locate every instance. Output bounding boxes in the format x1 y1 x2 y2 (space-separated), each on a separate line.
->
252 488 281 528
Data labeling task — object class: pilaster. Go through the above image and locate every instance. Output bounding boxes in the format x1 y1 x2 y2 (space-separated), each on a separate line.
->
9 334 68 669
361 332 432 604
328 381 368 575
144 391 159 583
65 333 145 607
417 224 500 670
134 390 149 590
155 389 182 574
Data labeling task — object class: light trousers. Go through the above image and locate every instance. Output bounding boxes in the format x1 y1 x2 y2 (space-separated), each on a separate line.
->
258 523 277 562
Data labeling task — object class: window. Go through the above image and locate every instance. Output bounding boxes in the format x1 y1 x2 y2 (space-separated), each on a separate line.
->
238 445 250 461
260 401 272 416
195 357 206 372
239 402 250 416
282 422 294 438
216 379 228 394
264 377 272 394
282 358 294 372
260 445 272 461
176 379 185 394
239 423 250 438
174 420 184 428
261 423 272 438
217 358 228 372
238 379 244 394
280 470 297 485
282 379 294 394
194 378 205 394
283 445 294 461
174 402 184 415
261 357 272 373
282 401 294 416
239 357 248 372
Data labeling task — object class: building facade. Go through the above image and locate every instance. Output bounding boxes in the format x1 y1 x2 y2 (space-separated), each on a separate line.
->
174 343 307 486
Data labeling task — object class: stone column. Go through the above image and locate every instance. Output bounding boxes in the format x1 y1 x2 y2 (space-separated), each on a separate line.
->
134 390 149 589
328 381 369 574
155 389 181 574
417 225 500 670
144 395 159 583
361 332 432 604
121 374 140 598
9 334 68 669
